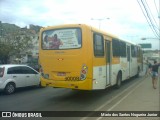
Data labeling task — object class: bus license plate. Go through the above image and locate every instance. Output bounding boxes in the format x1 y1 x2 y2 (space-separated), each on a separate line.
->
57 72 66 76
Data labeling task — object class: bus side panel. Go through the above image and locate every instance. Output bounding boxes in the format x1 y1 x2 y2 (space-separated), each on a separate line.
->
92 65 106 89
92 55 121 89
120 57 128 81
111 57 120 85
111 64 120 85
131 58 138 76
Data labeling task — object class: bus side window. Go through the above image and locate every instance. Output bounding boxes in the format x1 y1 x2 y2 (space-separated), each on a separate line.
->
93 33 104 57
112 39 120 57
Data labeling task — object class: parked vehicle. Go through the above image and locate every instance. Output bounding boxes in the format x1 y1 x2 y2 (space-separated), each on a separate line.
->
0 64 40 94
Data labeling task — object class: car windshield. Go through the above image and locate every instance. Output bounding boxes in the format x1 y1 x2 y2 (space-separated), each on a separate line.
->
42 28 82 50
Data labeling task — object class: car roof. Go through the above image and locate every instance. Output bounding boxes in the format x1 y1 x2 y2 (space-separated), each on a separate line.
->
0 64 39 73
0 64 28 68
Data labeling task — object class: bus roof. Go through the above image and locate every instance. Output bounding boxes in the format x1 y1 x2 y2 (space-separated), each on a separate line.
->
40 23 139 46
40 23 118 38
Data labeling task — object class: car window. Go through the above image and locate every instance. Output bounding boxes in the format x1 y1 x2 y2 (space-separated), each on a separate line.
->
7 67 22 74
7 66 38 74
21 67 38 74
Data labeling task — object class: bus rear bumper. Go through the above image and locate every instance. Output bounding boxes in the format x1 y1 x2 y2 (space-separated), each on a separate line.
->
40 77 92 90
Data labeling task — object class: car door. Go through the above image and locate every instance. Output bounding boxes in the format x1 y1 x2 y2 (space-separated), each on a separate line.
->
7 67 27 88
21 66 40 86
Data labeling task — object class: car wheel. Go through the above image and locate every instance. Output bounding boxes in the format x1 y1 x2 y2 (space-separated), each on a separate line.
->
5 83 15 95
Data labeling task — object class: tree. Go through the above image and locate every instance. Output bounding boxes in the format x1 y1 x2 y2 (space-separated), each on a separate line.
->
0 29 33 64
0 41 10 64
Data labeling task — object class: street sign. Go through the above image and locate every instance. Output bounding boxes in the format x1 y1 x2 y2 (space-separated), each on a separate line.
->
139 43 152 48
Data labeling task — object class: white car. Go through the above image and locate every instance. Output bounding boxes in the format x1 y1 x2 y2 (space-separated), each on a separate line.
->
0 64 40 94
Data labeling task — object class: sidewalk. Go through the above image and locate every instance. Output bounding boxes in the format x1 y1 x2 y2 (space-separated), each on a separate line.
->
105 64 160 112
96 69 160 120
98 70 160 120
111 75 159 111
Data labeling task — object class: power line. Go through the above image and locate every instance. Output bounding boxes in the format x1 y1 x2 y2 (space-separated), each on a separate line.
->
141 0 159 37
154 0 159 15
137 0 159 38
144 0 159 28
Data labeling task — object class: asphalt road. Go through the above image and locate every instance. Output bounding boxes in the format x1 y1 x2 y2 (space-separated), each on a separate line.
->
0 75 145 120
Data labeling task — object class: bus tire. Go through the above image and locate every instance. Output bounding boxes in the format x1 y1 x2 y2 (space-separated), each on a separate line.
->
116 72 122 89
136 67 140 78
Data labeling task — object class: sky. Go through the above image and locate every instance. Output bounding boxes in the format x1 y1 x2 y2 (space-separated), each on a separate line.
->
0 0 160 50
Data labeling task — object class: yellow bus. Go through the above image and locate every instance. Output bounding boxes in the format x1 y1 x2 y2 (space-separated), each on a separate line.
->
39 24 143 90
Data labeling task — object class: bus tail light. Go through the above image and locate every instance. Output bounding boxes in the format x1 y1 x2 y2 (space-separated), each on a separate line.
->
80 64 88 80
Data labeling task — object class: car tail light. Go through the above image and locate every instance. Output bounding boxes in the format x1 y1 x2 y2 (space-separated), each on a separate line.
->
0 67 5 77
80 64 88 80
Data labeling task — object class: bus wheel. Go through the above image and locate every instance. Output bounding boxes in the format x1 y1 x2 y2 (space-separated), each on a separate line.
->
116 72 122 89
136 67 140 78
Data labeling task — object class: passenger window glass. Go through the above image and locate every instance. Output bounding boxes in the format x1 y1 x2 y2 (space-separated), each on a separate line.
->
94 33 104 57
112 39 120 57
131 45 137 57
119 41 126 57
7 67 22 74
112 39 126 57
7 66 37 74
21 67 37 74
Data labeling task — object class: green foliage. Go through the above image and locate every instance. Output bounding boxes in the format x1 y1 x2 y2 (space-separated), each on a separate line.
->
0 22 41 64
0 23 33 63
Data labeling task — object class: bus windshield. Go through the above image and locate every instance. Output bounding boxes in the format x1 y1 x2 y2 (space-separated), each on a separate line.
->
42 28 82 50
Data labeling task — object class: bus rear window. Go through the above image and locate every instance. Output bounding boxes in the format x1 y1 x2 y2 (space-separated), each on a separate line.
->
42 28 82 50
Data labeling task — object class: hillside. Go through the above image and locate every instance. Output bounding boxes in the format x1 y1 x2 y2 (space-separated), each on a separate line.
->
0 21 42 36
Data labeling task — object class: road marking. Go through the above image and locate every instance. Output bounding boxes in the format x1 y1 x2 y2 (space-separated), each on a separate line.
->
80 77 145 120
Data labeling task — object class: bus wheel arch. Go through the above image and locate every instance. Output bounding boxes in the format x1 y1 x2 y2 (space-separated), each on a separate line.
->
116 71 122 89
